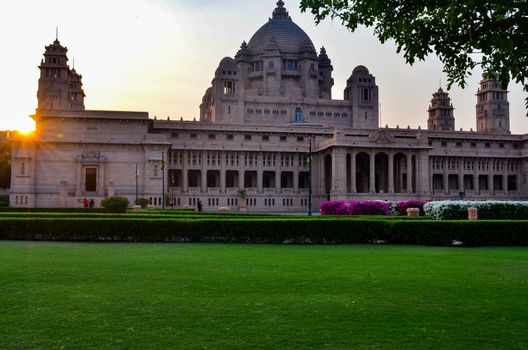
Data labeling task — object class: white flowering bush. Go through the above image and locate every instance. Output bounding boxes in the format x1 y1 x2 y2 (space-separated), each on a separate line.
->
424 200 528 220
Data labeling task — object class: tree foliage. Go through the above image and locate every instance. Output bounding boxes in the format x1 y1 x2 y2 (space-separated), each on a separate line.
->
300 0 528 110
0 137 11 189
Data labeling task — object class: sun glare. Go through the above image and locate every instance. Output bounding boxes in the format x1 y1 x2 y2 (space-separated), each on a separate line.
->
15 117 36 134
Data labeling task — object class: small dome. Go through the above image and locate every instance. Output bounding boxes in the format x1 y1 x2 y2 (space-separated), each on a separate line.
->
218 57 238 69
247 1 316 56
352 65 369 75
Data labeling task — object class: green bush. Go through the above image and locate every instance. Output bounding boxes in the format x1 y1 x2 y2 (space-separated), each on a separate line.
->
0 195 8 208
134 197 149 209
101 196 130 213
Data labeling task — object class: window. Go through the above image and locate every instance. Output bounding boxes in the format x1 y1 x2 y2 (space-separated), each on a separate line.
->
280 135 287 142
441 141 447 147
223 81 235 95
362 88 371 101
268 61 274 69
262 135 270 142
208 134 216 140
226 134 234 141
499 143 505 148
247 108 254 114
244 134 252 141
190 133 197 139
85 168 97 192
281 110 287 115
485 143 491 148
471 142 477 148
297 136 304 142
295 108 303 123
456 142 462 147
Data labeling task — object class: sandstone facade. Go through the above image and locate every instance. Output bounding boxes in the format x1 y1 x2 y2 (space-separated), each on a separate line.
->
10 1 528 210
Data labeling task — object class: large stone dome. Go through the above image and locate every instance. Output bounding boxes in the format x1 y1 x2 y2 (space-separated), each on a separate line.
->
247 1 316 55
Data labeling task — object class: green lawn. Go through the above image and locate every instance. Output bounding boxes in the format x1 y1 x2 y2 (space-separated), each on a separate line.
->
1 243 527 349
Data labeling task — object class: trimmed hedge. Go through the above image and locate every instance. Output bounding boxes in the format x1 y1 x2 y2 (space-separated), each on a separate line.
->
0 208 108 213
1 217 528 246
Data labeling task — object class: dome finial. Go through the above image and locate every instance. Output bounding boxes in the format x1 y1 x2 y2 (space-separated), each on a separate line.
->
273 0 289 19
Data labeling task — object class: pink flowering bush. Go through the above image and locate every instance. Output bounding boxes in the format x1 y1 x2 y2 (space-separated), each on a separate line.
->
394 200 428 216
320 200 391 216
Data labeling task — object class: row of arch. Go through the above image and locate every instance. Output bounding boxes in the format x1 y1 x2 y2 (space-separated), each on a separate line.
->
324 152 417 194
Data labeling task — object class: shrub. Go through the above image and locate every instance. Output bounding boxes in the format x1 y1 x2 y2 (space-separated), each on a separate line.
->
394 200 428 216
320 200 391 216
101 196 130 213
1 217 528 246
424 201 528 220
134 197 149 209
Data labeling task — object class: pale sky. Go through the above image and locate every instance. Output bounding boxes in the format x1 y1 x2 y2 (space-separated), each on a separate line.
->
1 0 527 133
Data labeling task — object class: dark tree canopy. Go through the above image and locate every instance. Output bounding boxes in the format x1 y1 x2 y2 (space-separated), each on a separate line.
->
300 0 528 110
0 138 11 189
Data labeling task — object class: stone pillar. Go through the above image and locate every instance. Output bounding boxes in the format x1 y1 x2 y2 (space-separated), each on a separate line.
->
443 158 449 195
458 160 464 194
220 151 226 193
182 152 188 193
275 170 281 193
293 154 299 193
488 172 494 194
75 163 82 196
98 164 105 197
257 152 263 193
406 153 413 193
369 152 376 193
239 170 244 190
350 150 357 193
503 171 508 194
331 148 347 194
388 152 394 193
201 151 207 193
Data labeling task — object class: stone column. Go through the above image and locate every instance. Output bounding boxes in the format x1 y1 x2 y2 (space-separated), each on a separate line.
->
220 151 226 193
488 172 494 194
369 152 376 193
275 170 281 193
458 159 464 194
257 152 263 193
406 153 413 193
239 170 244 190
201 151 207 193
97 163 105 197
182 152 188 193
350 150 357 193
443 158 449 195
503 171 508 194
75 162 82 196
332 148 347 194
293 154 299 193
388 152 394 193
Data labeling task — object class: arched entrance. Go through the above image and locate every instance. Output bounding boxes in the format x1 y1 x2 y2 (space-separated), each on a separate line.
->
324 154 332 196
356 152 370 193
375 153 389 193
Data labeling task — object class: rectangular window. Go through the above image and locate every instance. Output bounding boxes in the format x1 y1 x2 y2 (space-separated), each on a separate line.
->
262 135 270 142
280 135 287 142
224 81 235 95
208 134 216 140
85 168 97 192
226 134 234 141
244 134 252 141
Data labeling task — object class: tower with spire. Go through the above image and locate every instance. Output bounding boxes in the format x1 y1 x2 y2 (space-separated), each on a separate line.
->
476 73 510 134
427 87 455 131
37 37 85 111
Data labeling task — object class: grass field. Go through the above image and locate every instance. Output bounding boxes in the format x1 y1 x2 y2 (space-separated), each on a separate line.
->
1 242 527 349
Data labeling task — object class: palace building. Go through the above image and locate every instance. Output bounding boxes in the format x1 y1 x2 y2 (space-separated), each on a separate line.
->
10 1 528 210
